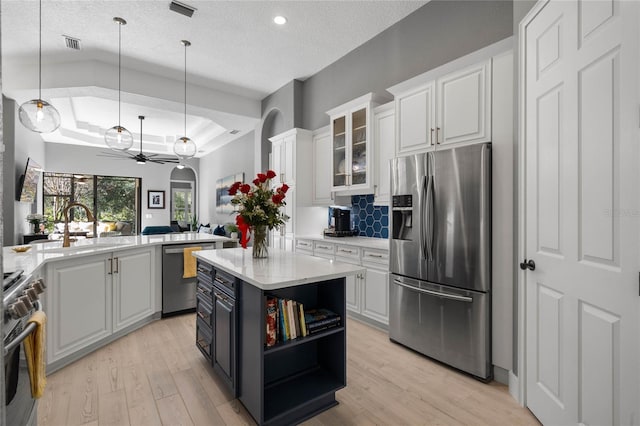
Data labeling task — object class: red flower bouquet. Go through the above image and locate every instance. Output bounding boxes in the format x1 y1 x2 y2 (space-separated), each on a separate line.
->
229 170 289 257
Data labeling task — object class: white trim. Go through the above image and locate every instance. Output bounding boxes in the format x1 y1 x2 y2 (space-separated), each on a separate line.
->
516 0 549 412
509 370 522 405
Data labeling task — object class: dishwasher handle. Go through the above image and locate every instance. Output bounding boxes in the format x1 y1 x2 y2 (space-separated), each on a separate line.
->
163 245 215 255
393 279 473 303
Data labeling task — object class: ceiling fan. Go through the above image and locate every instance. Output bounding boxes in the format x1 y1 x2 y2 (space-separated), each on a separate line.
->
99 115 179 164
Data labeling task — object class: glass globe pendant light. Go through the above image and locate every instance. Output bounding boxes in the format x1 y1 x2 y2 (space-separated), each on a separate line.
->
173 40 197 159
18 0 61 133
104 17 133 151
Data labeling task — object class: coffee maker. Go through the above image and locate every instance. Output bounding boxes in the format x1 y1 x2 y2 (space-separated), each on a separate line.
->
326 208 353 237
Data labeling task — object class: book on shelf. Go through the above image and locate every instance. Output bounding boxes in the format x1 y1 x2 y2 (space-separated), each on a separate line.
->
266 297 340 346
266 298 277 347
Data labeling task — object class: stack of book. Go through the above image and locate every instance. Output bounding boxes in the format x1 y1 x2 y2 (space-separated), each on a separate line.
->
265 297 341 347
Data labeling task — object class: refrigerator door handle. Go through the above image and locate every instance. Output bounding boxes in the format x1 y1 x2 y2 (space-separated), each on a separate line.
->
425 174 434 261
420 175 427 260
393 279 473 303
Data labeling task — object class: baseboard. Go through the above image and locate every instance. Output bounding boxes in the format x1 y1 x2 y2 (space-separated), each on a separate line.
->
346 311 388 332
493 365 509 385
508 370 523 406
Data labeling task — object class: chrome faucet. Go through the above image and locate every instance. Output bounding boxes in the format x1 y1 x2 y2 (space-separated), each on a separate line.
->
62 202 95 247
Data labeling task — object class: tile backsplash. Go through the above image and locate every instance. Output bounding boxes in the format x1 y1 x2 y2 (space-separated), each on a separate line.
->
351 195 389 239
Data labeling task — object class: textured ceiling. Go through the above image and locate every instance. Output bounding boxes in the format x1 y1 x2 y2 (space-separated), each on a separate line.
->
1 0 427 155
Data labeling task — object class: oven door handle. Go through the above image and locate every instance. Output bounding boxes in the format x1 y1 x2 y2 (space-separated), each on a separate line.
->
4 300 43 356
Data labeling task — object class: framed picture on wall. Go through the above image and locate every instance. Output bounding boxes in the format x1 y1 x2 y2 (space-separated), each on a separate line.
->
148 190 165 209
216 172 244 214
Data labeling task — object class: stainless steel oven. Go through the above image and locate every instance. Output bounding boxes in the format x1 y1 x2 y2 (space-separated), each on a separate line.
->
3 270 46 426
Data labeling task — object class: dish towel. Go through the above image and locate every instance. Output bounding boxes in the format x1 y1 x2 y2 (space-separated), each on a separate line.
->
23 310 47 398
183 246 202 278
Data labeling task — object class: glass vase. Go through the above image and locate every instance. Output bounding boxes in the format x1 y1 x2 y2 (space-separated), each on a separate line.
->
252 225 268 258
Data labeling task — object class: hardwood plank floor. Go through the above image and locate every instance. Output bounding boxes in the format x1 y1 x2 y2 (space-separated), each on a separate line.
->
38 314 539 426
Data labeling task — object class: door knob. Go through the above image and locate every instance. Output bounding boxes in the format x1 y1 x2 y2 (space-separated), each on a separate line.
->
519 259 536 271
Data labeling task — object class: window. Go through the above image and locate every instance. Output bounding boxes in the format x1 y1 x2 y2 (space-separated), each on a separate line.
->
43 173 141 236
172 186 193 221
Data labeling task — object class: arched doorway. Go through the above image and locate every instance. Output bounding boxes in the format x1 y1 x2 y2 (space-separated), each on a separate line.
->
170 166 197 229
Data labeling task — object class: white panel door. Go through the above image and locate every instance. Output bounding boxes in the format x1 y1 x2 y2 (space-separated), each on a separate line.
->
282 135 295 186
436 60 491 145
523 1 639 424
271 140 283 187
113 248 155 331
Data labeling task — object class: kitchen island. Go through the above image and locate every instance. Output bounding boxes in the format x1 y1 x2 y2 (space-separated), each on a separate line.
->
193 248 364 426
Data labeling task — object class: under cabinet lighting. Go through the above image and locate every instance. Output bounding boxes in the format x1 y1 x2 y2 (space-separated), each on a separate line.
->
273 16 287 25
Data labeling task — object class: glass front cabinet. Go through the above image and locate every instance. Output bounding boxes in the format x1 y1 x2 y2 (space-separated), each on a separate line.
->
327 93 383 194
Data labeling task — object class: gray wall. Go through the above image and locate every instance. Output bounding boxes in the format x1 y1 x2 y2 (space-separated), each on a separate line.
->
199 131 254 226
302 0 514 130
2 96 46 246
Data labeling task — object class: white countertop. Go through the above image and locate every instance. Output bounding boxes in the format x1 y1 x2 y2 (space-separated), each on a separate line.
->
193 247 365 290
4 233 235 276
295 235 389 251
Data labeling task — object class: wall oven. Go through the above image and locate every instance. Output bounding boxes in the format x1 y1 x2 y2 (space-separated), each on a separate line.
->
3 270 46 426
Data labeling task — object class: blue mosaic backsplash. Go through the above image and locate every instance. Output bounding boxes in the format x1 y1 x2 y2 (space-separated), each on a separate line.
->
351 195 389 239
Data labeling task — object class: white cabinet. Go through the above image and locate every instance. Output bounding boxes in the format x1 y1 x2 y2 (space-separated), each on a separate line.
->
296 238 389 326
47 247 156 365
113 247 155 332
269 128 313 252
393 59 492 155
327 93 385 195
436 61 491 146
312 126 333 205
47 253 112 363
396 83 436 154
373 102 395 205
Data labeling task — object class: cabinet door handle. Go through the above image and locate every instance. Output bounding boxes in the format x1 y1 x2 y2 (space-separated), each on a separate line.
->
113 257 119 274
436 127 441 145
317 245 331 250
107 258 112 275
280 173 285 182
367 253 383 258
430 128 434 145
339 248 354 254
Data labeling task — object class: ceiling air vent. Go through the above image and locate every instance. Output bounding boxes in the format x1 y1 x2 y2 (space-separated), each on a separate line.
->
169 1 196 18
229 129 240 135
63 35 81 50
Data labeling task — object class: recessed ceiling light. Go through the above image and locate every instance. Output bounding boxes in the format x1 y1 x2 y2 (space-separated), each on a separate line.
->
273 16 287 25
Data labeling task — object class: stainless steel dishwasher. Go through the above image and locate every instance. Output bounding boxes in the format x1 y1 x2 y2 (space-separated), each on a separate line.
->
162 243 216 316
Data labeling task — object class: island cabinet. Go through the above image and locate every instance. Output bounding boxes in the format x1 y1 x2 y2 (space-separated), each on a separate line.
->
193 248 361 426
46 246 155 367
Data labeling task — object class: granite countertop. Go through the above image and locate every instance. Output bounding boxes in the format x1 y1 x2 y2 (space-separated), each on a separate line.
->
295 235 389 251
193 247 365 290
4 233 235 276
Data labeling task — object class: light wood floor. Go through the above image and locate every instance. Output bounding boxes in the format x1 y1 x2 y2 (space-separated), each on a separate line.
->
38 314 540 426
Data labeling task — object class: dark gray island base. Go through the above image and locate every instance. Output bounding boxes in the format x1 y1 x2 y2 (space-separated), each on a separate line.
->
193 248 362 425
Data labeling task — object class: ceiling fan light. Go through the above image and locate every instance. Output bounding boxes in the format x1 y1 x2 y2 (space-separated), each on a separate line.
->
176 162 186 169
174 136 197 159
105 125 134 151
18 99 60 133
136 158 146 165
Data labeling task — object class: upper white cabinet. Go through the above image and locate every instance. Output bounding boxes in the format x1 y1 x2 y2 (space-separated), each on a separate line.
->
312 126 333 205
269 128 313 252
392 59 492 155
326 93 385 195
436 61 491 146
373 102 395 205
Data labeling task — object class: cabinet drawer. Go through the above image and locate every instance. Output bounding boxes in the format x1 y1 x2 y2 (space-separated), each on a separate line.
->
296 239 314 253
196 295 214 329
196 318 213 361
362 249 389 267
335 244 361 262
313 241 335 257
213 268 237 298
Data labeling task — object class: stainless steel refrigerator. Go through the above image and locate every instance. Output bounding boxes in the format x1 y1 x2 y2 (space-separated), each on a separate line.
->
389 143 491 380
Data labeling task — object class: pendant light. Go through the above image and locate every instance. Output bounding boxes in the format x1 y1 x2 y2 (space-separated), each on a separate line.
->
18 0 61 133
173 40 197 159
104 17 133 151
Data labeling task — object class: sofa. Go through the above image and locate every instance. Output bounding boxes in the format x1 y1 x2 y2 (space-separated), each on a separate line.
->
49 221 133 239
